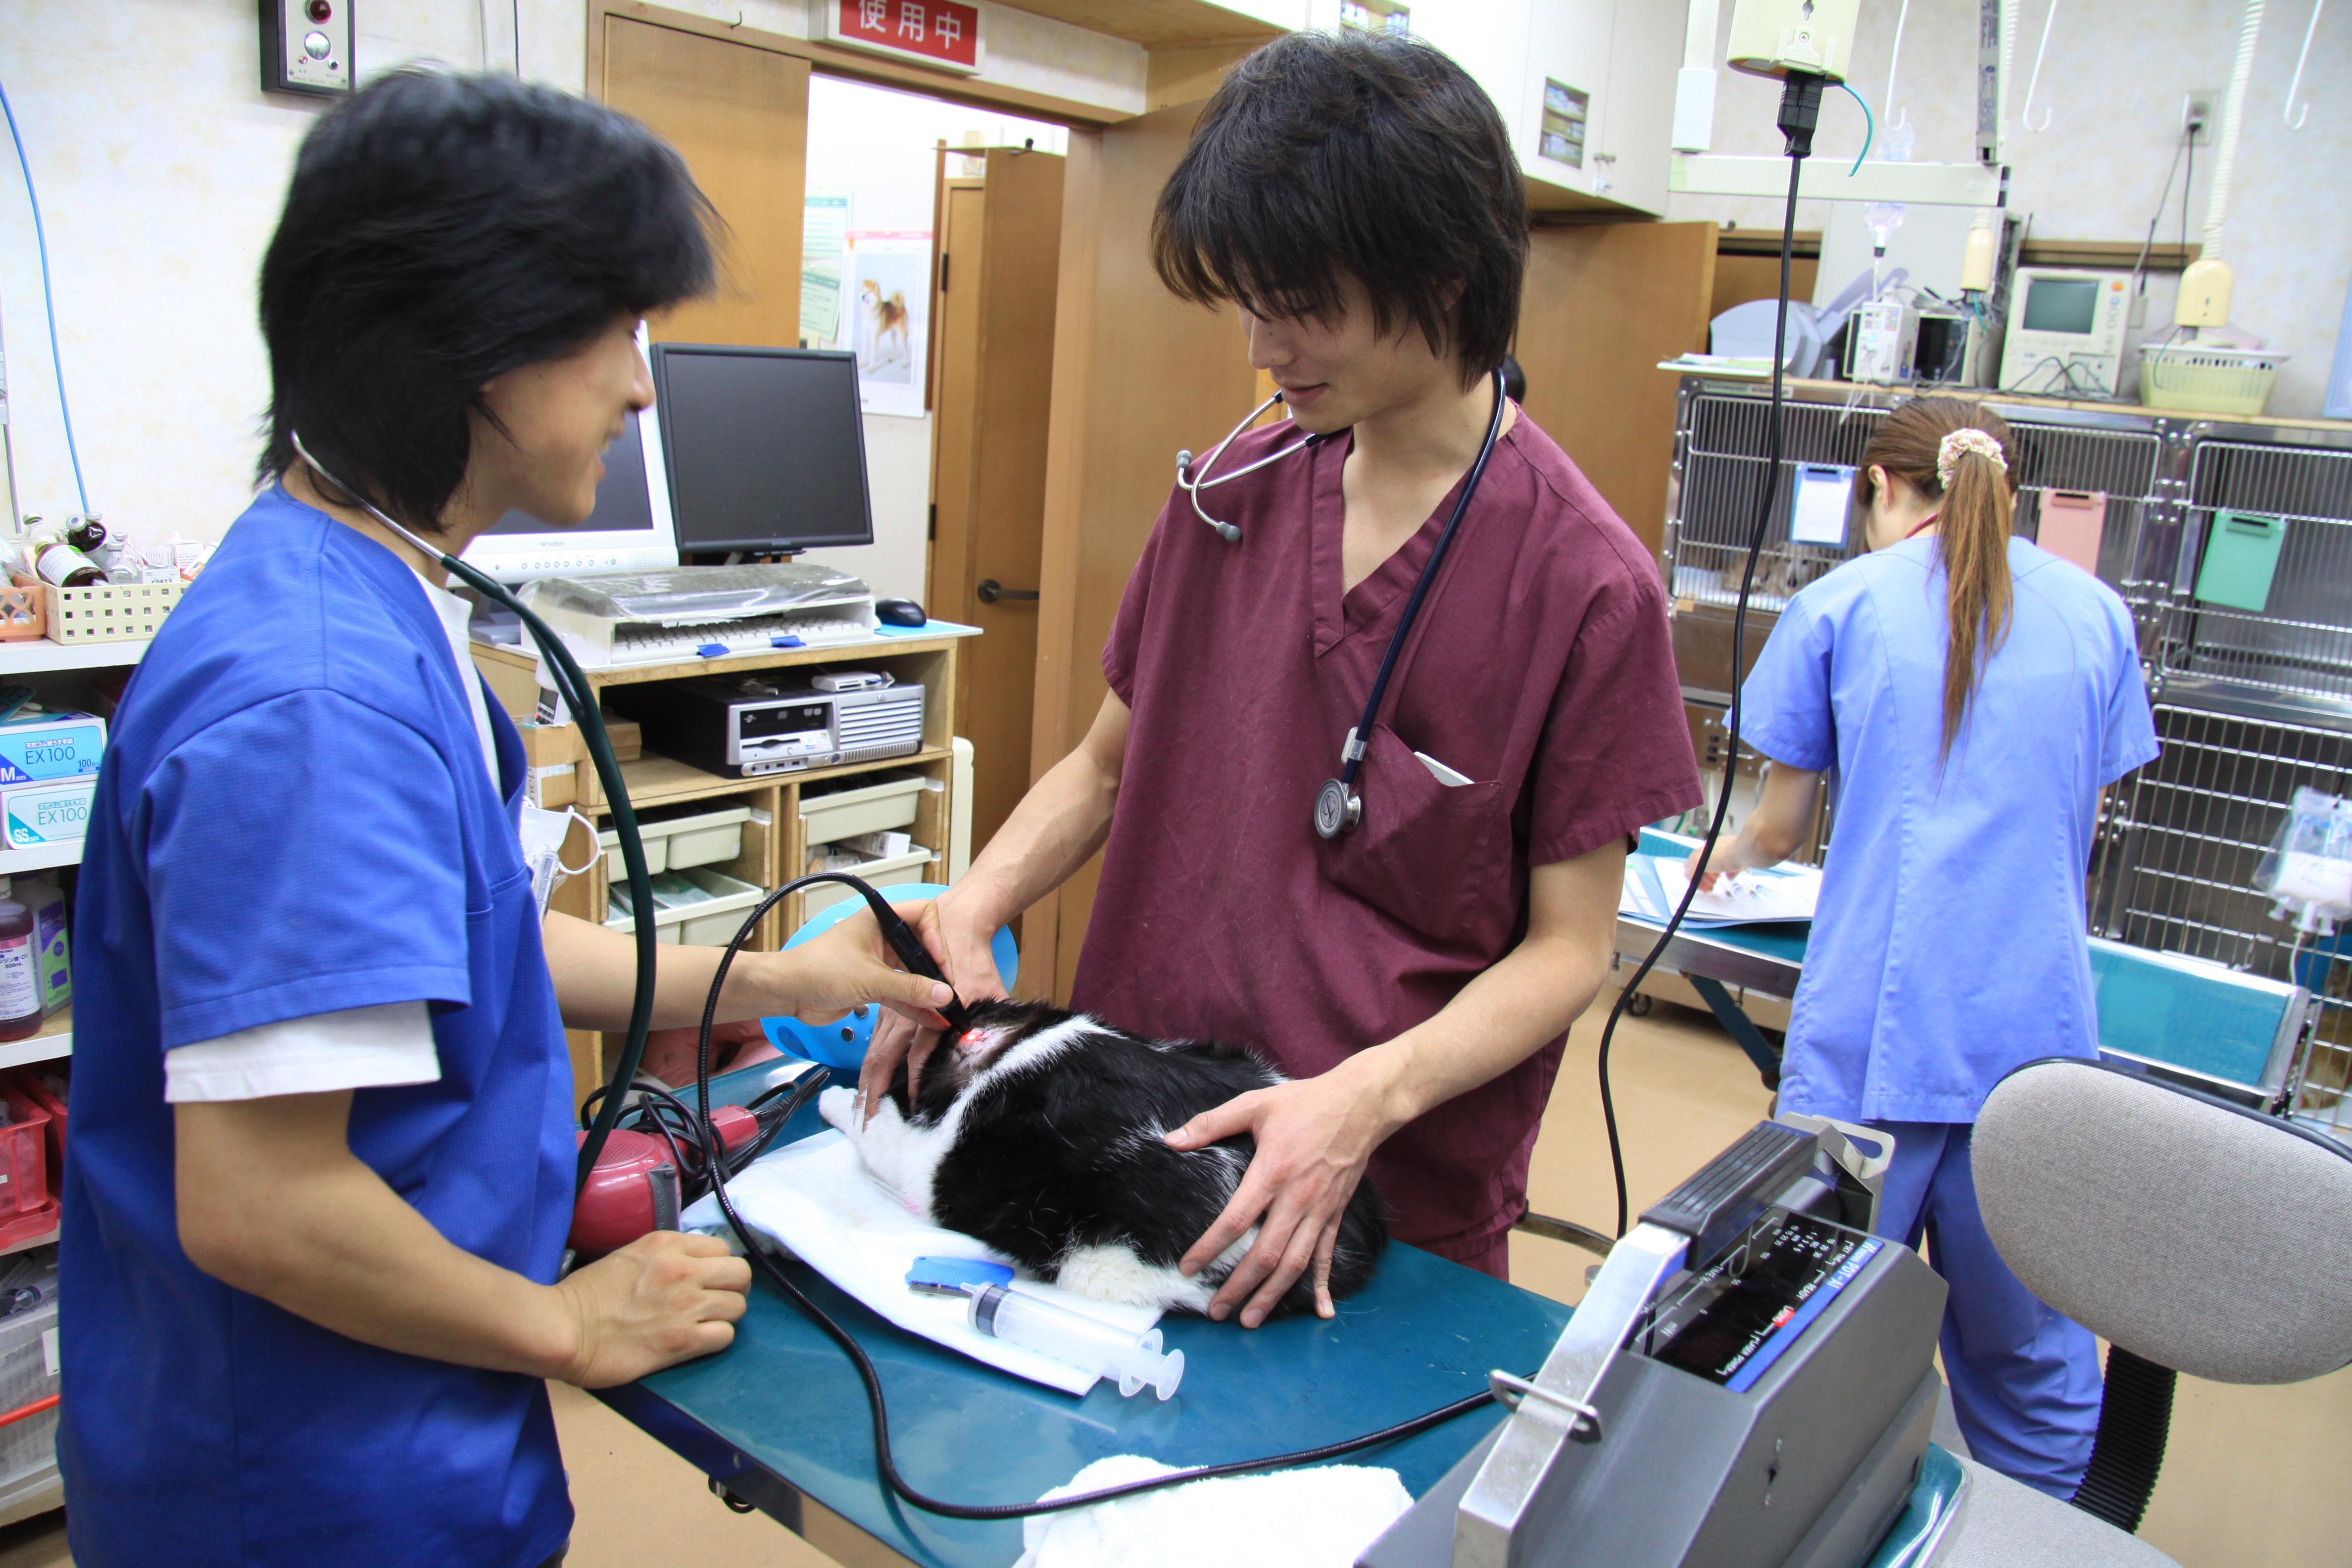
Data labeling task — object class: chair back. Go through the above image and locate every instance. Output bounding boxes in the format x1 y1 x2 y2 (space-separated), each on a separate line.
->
1974 1058 2352 1384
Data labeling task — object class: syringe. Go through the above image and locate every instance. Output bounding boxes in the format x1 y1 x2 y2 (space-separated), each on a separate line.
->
967 1282 1184 1400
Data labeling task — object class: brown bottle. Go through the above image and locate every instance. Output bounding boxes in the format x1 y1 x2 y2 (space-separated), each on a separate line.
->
32 542 103 589
0 880 40 1042
63 517 106 555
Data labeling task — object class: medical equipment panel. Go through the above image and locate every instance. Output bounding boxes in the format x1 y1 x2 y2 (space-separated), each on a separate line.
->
1996 268 2132 397
1360 1117 1947 1568
610 675 925 780
1843 300 1916 386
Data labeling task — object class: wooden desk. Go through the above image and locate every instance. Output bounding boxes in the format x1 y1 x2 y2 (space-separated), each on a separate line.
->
472 627 977 1103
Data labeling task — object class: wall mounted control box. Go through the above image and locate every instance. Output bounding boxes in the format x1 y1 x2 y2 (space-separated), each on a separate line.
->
262 0 353 97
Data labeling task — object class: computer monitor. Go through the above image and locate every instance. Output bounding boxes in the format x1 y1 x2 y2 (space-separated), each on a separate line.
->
649 344 875 554
461 326 682 583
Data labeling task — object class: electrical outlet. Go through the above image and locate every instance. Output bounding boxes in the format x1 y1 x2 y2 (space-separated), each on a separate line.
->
2183 89 2218 144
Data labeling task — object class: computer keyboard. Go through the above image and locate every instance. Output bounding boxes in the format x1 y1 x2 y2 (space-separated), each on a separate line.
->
610 612 872 664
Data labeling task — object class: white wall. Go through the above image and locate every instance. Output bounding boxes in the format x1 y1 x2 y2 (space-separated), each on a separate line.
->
0 0 1137 555
1668 0 2352 417
793 72 1067 604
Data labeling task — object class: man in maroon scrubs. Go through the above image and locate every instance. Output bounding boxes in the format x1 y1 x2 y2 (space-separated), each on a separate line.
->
865 30 1700 1323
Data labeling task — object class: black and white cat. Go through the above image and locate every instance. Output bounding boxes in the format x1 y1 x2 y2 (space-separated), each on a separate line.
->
817 999 1388 1316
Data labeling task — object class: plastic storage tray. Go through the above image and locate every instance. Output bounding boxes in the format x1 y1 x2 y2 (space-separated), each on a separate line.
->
44 581 182 643
605 867 765 946
0 1265 58 1519
802 847 936 915
2138 344 2287 416
598 803 752 881
800 773 925 845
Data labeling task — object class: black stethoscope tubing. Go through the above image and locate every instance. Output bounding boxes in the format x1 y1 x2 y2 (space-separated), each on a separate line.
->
1309 367 1509 839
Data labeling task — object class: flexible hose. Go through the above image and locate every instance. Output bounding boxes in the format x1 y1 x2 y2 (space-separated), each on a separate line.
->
2203 0 2266 261
686 873 1498 1520
2069 1345 2176 1533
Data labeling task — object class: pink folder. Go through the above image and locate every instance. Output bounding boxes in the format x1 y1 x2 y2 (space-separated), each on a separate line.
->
2040 490 2107 573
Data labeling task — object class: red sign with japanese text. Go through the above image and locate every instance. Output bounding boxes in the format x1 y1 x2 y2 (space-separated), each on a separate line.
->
830 0 983 74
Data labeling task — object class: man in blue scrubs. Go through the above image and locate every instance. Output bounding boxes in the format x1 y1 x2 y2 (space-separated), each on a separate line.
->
61 72 954 1567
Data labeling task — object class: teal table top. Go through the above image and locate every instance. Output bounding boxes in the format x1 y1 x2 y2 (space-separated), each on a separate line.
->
606 1059 1574 1568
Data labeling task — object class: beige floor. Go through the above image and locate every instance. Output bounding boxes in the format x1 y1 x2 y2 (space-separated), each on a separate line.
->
12 1000 2346 1566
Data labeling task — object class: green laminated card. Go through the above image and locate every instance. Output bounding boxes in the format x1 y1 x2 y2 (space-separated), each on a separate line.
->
2195 510 2288 612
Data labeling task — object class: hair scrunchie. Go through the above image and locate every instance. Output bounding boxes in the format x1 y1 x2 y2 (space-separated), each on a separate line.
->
1935 428 2008 489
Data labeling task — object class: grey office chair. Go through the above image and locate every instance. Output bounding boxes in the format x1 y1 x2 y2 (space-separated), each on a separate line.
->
1960 1057 2352 1562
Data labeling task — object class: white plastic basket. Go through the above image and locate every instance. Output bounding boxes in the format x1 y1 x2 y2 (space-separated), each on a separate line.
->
2138 343 2288 416
44 580 183 643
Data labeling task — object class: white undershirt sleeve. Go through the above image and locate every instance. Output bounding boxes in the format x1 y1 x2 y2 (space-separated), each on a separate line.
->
164 1000 442 1103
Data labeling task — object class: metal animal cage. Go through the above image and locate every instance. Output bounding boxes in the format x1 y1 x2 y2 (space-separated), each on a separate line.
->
2089 703 2352 1124
1665 383 2174 699
1666 378 2352 1129
2157 438 2352 709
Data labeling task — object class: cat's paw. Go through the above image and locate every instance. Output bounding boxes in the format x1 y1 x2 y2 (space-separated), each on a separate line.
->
817 1085 860 1134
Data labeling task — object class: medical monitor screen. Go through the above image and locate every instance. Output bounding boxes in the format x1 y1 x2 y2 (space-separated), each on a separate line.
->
651 345 874 553
484 410 661 537
2021 277 2101 336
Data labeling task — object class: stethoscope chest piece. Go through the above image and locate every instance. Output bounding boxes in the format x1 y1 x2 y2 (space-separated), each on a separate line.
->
1314 777 1361 839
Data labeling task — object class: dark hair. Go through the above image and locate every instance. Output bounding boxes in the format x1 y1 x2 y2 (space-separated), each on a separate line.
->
258 69 716 531
1151 31 1525 389
1854 397 2019 755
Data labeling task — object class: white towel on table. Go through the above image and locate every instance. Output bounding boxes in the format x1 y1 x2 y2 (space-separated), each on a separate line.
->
1015 1455 1413 1568
679 1128 1160 1396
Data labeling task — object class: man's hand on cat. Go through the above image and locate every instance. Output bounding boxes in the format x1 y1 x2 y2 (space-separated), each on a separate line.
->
860 890 1012 1123
1166 1059 1402 1327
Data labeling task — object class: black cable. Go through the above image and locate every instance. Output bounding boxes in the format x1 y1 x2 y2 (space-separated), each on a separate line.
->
1595 72 1822 1238
286 435 660 1196
685 872 1498 1520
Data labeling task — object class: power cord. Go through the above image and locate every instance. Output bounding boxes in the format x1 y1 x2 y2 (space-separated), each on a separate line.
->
1595 70 1826 1238
686 871 1497 1520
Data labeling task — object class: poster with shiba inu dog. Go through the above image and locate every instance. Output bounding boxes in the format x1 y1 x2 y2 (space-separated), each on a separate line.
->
848 232 929 418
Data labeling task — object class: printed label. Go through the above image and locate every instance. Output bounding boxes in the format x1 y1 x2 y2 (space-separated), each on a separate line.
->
0 935 39 1020
40 1327 56 1379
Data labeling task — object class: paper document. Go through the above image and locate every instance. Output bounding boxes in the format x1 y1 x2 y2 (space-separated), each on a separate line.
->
1620 852 1819 928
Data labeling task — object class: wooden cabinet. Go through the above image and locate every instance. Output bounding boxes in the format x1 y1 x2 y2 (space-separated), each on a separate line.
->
474 633 969 1105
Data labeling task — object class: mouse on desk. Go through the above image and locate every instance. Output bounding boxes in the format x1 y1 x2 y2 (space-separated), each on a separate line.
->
876 598 927 628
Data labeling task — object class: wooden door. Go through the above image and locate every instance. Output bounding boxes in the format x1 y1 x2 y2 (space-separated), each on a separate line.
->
928 149 1065 859
1513 221 1717 560
601 16 808 347
1023 103 1261 1001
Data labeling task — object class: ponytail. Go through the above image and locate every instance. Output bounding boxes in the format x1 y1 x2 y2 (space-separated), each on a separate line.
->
1856 397 2020 757
1935 435 2015 756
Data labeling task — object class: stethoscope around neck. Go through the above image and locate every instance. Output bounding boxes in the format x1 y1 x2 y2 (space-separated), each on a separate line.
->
1174 368 1510 840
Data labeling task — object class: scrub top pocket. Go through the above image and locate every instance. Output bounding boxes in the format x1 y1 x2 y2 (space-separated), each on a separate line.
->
1320 722 1512 954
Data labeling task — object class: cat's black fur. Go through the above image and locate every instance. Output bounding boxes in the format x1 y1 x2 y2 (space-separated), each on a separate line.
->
835 998 1388 1317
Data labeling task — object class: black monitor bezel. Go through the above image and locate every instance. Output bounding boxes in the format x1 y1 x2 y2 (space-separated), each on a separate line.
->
649 342 876 554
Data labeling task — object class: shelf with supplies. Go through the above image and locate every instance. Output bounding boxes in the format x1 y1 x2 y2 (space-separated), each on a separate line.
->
0 637 152 677
472 628 974 1104
0 1005 73 1071
0 841 83 879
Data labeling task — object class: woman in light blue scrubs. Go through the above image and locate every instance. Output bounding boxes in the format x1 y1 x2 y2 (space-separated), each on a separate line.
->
1694 397 2158 1498
61 72 954 1568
